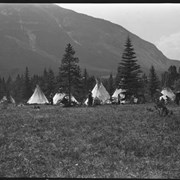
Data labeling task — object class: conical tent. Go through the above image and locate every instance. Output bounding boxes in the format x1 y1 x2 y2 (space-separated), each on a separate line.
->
161 87 175 101
9 96 16 104
112 89 126 102
0 96 7 103
53 93 79 105
27 85 49 104
0 95 16 104
85 81 110 105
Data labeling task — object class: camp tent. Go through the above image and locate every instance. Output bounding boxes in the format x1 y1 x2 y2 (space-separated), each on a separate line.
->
27 85 49 104
0 96 7 103
85 81 110 105
112 89 126 102
161 87 175 101
0 95 16 104
53 93 79 105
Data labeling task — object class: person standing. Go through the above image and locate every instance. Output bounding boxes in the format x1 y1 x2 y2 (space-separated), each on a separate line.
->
49 92 54 105
88 91 93 106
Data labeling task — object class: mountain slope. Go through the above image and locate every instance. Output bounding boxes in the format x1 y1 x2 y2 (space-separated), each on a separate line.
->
0 3 179 78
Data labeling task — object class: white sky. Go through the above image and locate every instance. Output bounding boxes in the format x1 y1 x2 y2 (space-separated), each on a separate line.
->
57 3 180 60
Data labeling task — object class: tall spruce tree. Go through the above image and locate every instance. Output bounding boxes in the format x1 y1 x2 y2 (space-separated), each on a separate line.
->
148 65 160 99
108 73 114 99
82 68 89 98
13 74 24 103
141 73 148 94
23 67 32 100
59 43 81 106
46 68 56 97
117 36 142 97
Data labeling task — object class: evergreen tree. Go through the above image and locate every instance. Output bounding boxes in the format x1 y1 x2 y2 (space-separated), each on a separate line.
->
107 73 115 99
6 76 13 101
168 65 178 89
13 74 24 103
46 68 56 97
148 65 160 99
161 71 170 88
31 74 40 90
174 79 180 91
116 36 142 98
82 68 89 99
59 43 81 106
141 73 148 94
87 75 96 92
23 67 32 100
41 68 48 93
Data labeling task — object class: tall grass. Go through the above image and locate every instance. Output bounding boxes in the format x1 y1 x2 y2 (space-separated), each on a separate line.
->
0 104 180 178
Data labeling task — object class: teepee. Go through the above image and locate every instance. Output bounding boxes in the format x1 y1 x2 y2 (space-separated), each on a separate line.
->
161 87 175 101
27 85 49 104
53 93 79 105
0 95 16 104
85 80 110 105
112 89 126 102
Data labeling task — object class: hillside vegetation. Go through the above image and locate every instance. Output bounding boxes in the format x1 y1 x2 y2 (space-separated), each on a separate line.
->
0 104 180 178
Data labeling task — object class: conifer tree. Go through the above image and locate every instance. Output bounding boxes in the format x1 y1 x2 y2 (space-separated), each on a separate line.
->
23 67 32 100
117 36 142 98
148 65 160 99
141 73 148 94
59 43 81 106
161 71 170 88
82 68 89 98
108 73 115 99
46 68 56 97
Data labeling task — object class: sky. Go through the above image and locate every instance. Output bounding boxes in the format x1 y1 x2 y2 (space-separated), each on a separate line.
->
57 3 180 60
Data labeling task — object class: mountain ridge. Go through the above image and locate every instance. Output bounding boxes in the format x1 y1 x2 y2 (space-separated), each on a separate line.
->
0 4 179 78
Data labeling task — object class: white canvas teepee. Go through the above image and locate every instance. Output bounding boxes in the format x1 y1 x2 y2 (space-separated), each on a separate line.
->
27 85 49 104
161 87 175 101
53 93 79 105
112 89 126 102
10 96 16 104
85 81 110 105
0 96 7 103
0 95 16 104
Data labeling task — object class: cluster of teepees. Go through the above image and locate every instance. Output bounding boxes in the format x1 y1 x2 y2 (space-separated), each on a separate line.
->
27 85 79 105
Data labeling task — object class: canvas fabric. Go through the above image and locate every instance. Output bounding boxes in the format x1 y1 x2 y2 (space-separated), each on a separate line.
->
27 85 49 104
85 82 110 105
161 88 175 101
53 93 79 105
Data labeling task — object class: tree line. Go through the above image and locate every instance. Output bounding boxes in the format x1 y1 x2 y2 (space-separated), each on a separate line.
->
0 37 180 104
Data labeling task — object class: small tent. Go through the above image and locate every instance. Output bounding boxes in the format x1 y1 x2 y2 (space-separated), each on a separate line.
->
161 87 175 101
112 89 126 102
0 95 16 104
85 81 110 105
0 96 7 103
27 85 49 104
53 93 79 105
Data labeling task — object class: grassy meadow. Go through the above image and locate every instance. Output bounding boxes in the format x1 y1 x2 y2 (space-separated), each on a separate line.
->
0 103 180 178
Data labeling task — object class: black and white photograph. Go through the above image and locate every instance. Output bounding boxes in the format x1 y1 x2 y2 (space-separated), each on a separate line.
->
0 2 180 178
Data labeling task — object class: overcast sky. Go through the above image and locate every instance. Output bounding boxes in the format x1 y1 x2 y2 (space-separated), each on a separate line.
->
57 3 180 60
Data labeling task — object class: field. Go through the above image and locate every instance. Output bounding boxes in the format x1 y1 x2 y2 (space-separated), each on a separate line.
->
0 103 180 178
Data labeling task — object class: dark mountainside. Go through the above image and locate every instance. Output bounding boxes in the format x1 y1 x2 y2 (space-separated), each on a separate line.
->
0 3 179 78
